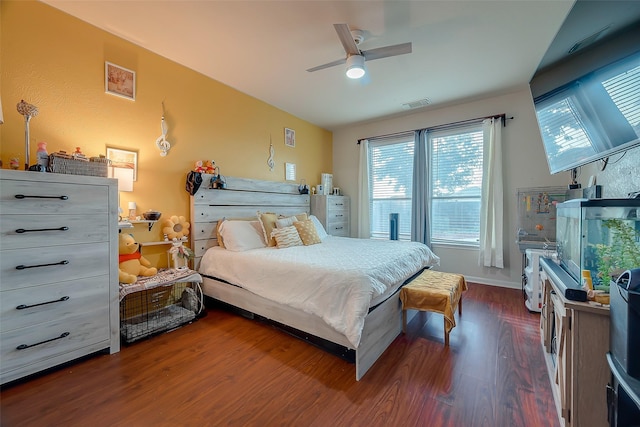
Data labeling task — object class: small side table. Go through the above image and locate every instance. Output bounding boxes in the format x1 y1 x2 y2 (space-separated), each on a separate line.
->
119 268 204 343
400 270 467 346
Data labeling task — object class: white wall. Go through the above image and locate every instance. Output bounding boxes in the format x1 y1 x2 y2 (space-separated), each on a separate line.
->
332 86 568 288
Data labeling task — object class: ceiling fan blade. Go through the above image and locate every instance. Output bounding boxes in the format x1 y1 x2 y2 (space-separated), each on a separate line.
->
334 23 360 56
306 58 347 73
362 42 412 61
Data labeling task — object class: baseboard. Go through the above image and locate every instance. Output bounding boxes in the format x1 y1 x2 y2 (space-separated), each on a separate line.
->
462 275 521 290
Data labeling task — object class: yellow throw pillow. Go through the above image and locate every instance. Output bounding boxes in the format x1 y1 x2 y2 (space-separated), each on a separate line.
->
257 212 279 247
294 220 322 246
271 225 303 248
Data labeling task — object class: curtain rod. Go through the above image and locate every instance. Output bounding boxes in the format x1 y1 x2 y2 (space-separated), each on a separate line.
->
357 113 513 144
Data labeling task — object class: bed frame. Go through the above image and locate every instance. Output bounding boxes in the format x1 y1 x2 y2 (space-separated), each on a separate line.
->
190 175 417 380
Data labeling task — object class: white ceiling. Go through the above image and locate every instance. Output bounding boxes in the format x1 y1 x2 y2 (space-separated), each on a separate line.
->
39 1 603 131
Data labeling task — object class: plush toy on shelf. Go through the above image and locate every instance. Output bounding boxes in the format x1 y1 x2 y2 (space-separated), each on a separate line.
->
118 233 157 284
162 215 190 240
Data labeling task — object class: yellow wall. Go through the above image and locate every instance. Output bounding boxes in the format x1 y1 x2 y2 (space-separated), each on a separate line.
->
0 1 332 266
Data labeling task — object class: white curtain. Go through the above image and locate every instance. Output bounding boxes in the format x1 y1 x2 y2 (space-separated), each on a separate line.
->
411 129 430 245
357 139 371 238
478 117 504 268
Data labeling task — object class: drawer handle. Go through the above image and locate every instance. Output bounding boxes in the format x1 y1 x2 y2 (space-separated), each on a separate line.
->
16 332 70 350
16 296 70 310
336 226 343 230
14 194 69 200
335 214 343 217
16 226 69 234
16 260 69 270
336 203 344 206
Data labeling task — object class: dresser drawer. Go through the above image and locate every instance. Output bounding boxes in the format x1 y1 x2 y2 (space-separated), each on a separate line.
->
326 222 349 237
0 214 110 250
0 309 110 374
0 180 108 215
325 210 348 224
1 276 109 332
326 196 349 212
0 242 110 291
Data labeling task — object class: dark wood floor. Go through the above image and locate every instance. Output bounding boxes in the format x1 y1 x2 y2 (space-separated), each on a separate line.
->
1 283 558 427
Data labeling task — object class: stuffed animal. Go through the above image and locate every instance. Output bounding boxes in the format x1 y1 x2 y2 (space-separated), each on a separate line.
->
203 160 216 174
194 160 205 173
118 233 157 284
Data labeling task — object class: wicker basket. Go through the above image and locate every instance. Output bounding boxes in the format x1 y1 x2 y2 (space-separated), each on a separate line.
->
49 154 109 177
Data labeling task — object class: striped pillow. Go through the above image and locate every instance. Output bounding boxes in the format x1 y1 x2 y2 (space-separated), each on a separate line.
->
271 225 303 248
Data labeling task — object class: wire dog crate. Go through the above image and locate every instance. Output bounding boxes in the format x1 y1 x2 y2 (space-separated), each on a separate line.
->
119 269 204 344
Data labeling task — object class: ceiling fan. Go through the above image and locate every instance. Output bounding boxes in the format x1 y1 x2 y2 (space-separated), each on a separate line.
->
306 23 412 79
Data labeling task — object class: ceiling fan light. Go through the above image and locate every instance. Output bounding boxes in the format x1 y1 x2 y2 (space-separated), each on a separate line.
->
346 55 366 79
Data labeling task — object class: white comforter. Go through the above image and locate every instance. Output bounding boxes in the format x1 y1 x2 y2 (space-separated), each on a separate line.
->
199 236 440 348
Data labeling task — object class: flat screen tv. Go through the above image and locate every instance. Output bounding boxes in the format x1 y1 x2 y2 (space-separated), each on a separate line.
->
534 50 640 174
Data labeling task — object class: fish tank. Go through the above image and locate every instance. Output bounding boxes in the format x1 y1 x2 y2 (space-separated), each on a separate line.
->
556 199 640 290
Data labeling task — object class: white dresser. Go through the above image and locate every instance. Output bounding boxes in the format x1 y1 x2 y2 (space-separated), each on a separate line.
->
311 195 350 237
0 170 120 385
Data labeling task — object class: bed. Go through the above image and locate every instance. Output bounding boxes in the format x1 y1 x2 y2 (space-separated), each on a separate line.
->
190 175 439 380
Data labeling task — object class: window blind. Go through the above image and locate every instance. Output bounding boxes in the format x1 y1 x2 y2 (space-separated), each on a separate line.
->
369 138 414 240
429 126 483 244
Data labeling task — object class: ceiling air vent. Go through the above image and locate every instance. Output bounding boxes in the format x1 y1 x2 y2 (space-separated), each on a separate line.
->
568 25 611 55
402 98 431 110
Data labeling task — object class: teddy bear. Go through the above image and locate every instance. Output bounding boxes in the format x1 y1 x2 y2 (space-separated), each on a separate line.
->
119 233 157 284
203 160 216 174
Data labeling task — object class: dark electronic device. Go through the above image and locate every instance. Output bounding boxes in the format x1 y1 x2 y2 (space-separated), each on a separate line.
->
610 268 640 380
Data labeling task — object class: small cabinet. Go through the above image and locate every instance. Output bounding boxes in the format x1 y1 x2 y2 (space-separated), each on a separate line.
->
523 249 551 312
311 195 350 237
540 258 610 427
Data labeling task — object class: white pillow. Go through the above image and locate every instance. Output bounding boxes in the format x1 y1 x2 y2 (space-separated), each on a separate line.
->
218 220 266 252
309 215 329 240
275 215 299 228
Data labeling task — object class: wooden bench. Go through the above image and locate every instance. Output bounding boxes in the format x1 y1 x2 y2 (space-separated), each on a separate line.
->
400 270 467 346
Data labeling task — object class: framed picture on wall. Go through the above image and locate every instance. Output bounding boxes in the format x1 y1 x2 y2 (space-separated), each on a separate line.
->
106 147 138 181
105 62 136 100
285 127 295 148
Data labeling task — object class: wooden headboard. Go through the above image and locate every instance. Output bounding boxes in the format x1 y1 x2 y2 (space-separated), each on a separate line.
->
190 175 310 269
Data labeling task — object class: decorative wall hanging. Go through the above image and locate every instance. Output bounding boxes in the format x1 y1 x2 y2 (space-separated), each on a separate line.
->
285 127 295 148
267 138 275 171
105 62 136 100
16 99 39 170
156 101 171 156
106 147 138 181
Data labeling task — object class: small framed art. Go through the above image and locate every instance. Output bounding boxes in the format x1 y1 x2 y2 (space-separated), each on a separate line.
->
285 127 295 148
106 147 138 181
105 62 136 100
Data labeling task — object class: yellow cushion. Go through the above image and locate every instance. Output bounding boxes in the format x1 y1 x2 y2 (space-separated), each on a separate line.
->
293 220 322 246
257 212 279 247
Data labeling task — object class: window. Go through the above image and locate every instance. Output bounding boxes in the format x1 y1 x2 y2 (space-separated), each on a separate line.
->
368 136 414 240
368 124 484 245
429 125 483 245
